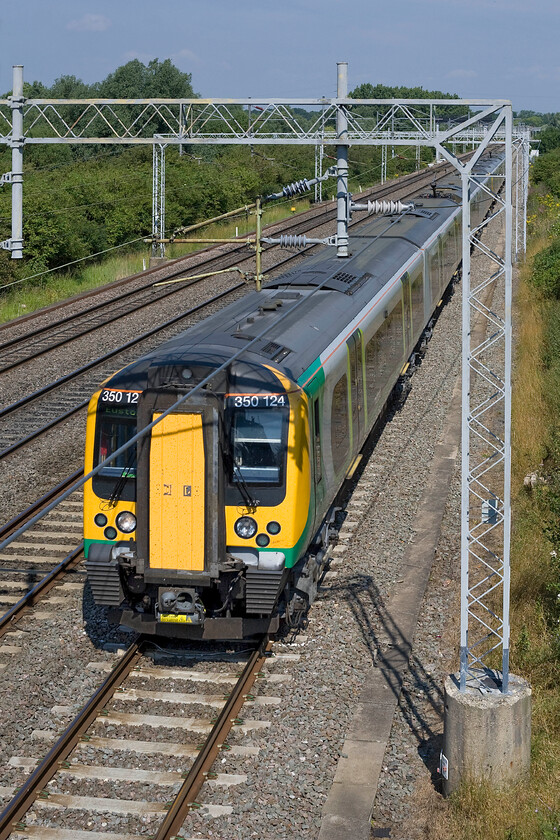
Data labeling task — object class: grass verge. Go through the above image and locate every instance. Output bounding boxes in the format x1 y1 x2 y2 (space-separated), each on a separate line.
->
428 192 560 840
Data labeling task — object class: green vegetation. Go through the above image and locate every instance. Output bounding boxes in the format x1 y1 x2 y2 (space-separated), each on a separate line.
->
0 63 449 314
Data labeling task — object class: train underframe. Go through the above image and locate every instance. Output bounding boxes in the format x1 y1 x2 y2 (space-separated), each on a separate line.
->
85 538 331 640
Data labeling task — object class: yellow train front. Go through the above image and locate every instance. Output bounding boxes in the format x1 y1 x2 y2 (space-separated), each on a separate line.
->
84 354 312 639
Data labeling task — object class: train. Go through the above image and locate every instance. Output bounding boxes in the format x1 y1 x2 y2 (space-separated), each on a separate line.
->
83 152 504 639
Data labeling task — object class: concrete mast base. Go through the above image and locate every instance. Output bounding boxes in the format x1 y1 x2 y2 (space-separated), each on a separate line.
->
442 671 531 796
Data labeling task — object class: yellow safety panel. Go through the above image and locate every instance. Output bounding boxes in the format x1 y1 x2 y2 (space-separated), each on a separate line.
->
149 412 205 571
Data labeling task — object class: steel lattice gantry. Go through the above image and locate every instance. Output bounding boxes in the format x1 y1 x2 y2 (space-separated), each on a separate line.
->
0 62 528 694
439 113 514 693
152 143 166 260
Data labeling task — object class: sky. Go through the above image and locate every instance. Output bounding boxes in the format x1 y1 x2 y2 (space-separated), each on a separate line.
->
0 0 558 113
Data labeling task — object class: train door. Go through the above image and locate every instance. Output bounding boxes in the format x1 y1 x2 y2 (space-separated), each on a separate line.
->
135 389 224 578
401 273 413 354
312 396 325 511
347 329 365 451
148 412 206 571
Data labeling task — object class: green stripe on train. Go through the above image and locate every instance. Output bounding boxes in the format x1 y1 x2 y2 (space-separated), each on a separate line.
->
298 357 325 398
84 538 115 558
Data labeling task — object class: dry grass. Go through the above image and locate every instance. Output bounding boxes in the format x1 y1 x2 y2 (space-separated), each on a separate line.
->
0 251 146 324
427 226 560 840
445 778 557 840
511 238 551 487
399 776 453 839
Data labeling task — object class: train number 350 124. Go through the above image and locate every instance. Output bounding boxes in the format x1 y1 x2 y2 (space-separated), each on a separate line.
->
228 394 287 408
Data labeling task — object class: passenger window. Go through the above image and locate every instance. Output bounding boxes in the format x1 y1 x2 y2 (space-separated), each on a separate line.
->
411 268 423 332
365 329 381 411
430 246 441 303
365 300 404 415
313 398 322 483
330 374 349 474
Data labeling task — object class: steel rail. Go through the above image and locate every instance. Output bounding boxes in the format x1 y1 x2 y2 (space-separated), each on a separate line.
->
0 469 82 539
0 640 144 840
0 544 83 640
154 637 271 840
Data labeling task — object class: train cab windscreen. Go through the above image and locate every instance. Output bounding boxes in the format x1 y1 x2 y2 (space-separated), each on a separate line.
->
228 401 288 486
93 400 138 501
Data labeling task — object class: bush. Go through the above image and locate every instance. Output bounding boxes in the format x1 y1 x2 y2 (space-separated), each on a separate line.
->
531 240 560 298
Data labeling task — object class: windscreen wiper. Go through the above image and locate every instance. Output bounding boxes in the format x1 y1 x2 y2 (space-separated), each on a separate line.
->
219 424 257 510
108 449 136 507
232 461 257 511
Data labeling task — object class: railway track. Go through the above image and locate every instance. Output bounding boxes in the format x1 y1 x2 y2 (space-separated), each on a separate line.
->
0 472 84 642
0 636 283 840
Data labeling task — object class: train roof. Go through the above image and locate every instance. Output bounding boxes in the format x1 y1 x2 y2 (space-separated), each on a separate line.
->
103 150 503 395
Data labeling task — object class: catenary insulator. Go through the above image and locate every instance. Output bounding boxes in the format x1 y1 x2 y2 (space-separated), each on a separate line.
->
278 235 309 248
367 199 413 214
282 179 311 198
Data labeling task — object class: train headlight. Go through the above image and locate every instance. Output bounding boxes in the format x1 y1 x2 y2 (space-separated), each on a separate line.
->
116 511 137 534
234 516 258 539
94 513 108 527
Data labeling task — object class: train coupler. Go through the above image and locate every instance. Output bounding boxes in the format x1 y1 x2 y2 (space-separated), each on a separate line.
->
155 587 206 625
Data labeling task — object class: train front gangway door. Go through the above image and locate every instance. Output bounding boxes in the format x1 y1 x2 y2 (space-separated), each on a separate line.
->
149 412 205 571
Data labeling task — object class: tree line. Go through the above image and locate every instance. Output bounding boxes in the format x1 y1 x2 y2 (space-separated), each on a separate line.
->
0 61 462 287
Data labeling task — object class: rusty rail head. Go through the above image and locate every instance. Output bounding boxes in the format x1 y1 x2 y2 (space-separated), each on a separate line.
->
153 636 271 840
0 544 84 641
0 470 82 540
0 640 144 840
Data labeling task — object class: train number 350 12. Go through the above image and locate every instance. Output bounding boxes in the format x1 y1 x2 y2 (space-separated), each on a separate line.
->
101 390 140 404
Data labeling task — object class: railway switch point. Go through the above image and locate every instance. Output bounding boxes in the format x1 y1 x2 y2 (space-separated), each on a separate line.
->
442 671 531 796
